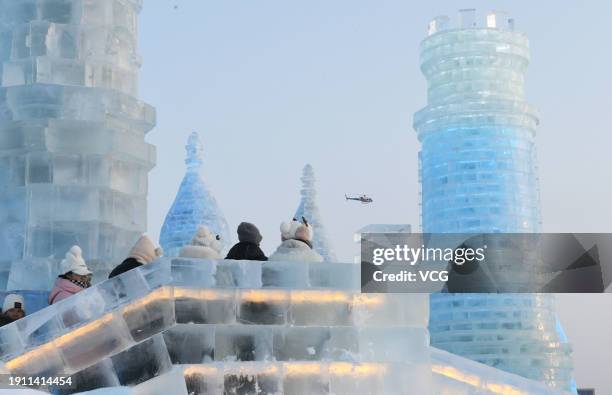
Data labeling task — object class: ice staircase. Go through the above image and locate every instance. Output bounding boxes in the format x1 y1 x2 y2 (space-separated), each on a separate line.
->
0 259 433 394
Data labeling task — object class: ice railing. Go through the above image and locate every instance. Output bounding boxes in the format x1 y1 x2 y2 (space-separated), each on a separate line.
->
0 258 428 376
431 348 572 395
427 9 517 36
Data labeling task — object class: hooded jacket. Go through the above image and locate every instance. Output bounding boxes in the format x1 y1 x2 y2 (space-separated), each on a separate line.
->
108 235 163 279
49 278 86 305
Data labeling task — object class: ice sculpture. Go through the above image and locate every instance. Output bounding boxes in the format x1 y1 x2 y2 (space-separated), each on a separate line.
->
0 0 156 286
413 10 575 392
293 164 337 262
159 132 231 257
0 258 434 394
0 257 570 394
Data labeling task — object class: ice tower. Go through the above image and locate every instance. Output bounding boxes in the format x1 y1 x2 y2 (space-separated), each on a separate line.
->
294 164 337 262
413 10 575 391
0 0 156 286
159 132 231 257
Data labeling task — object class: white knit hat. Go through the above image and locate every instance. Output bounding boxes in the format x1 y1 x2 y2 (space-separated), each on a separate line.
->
60 246 92 276
2 294 25 313
129 235 163 264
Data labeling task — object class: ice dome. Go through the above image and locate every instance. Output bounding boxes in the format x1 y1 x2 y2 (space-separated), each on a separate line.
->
159 132 231 256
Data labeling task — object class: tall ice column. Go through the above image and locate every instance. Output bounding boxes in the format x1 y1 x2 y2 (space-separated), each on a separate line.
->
0 0 156 287
413 10 575 392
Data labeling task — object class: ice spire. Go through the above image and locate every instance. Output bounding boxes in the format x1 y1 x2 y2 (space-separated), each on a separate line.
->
294 164 337 262
159 132 231 257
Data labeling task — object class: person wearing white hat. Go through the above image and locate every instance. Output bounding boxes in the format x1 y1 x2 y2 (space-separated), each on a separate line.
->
49 246 93 305
108 235 163 279
179 225 223 260
0 294 26 326
269 217 324 262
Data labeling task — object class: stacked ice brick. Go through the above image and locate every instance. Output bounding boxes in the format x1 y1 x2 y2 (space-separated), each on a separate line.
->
413 9 575 392
431 348 571 395
0 258 433 394
294 164 337 262
0 0 156 288
159 132 231 257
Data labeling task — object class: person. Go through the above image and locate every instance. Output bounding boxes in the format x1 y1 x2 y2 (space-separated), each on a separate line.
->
0 294 26 326
268 217 324 262
109 235 163 279
49 246 93 305
179 225 223 259
225 222 268 261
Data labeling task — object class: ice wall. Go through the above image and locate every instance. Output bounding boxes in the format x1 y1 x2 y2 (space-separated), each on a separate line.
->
159 132 231 256
294 164 337 262
413 10 575 392
0 0 157 286
0 258 433 394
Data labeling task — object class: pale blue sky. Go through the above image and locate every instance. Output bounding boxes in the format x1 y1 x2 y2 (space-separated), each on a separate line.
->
138 1 612 391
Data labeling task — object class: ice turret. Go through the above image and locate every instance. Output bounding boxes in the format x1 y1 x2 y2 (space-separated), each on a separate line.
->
294 164 337 262
159 132 231 257
414 10 575 392
0 0 156 288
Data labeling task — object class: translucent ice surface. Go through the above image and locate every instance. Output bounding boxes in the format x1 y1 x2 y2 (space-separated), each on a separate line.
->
132 367 189 395
0 0 156 279
293 164 337 262
414 12 575 391
159 132 232 257
111 335 172 386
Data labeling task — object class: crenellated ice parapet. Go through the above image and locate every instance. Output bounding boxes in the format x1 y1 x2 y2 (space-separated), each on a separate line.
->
0 0 157 287
294 164 337 262
159 132 231 257
414 10 575 392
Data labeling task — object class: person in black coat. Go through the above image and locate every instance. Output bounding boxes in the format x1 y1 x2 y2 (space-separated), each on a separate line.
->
226 222 268 261
109 235 163 279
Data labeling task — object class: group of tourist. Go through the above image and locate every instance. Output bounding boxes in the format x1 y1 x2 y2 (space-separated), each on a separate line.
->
0 217 322 327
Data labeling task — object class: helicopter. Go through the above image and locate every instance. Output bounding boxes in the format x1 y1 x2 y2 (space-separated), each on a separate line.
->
345 194 373 204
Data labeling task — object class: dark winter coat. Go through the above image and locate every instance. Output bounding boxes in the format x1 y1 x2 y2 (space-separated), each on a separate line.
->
108 258 143 279
225 242 268 261
0 314 12 327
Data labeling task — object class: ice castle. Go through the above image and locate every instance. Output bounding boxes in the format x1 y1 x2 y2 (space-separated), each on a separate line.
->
159 132 231 256
0 0 156 286
413 9 575 392
0 2 575 394
293 164 337 262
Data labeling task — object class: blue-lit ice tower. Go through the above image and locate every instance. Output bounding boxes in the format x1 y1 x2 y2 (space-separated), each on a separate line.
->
0 0 156 287
414 10 575 392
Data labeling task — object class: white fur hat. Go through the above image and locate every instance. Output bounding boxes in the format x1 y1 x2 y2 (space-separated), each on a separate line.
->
2 294 25 313
60 246 92 276
280 218 302 241
280 217 314 242
129 235 163 264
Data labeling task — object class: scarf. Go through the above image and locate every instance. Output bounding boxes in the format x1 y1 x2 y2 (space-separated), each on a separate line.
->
59 275 91 289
